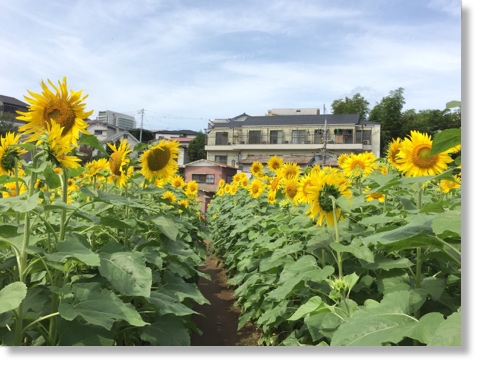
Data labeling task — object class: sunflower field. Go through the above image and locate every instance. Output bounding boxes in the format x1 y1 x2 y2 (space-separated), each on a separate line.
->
207 129 461 346
0 78 209 345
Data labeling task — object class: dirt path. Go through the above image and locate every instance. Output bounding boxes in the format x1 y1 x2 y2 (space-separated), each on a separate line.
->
190 254 261 346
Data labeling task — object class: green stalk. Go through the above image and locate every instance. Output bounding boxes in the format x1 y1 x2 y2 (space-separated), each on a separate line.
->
330 196 342 278
413 187 423 346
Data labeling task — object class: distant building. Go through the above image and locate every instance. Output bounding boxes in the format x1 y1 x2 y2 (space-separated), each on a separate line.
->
184 159 238 213
85 120 139 157
0 95 28 126
97 110 136 130
205 110 381 173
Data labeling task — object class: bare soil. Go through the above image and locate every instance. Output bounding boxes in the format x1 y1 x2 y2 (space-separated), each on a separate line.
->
190 253 262 346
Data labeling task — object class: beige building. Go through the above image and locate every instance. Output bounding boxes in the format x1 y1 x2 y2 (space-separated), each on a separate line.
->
205 109 381 173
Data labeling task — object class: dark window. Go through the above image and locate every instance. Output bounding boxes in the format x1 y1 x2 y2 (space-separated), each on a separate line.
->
292 130 307 144
248 130 262 144
269 130 283 144
94 130 103 135
215 132 229 145
215 155 227 164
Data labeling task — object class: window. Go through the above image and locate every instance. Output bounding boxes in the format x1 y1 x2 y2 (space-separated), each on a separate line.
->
269 130 283 144
215 155 227 164
94 130 103 136
292 130 307 144
248 130 262 144
192 174 215 184
215 132 229 145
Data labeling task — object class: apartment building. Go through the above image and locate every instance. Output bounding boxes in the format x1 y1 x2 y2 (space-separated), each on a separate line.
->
205 109 381 173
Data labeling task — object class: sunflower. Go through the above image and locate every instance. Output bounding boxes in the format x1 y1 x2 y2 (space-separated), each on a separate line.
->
341 152 376 179
224 183 232 194
17 77 93 146
337 153 350 167
216 187 225 196
185 180 198 198
162 190 177 203
364 186 385 203
36 120 81 169
170 175 185 189
218 178 226 188
305 170 352 227
250 161 264 177
283 179 299 204
267 190 277 204
178 199 189 209
386 138 404 171
267 155 284 173
248 178 265 199
107 139 132 188
281 162 301 180
438 174 461 193
230 183 238 195
140 139 179 182
396 131 453 177
0 132 27 175
2 181 28 198
239 177 249 189
296 172 315 204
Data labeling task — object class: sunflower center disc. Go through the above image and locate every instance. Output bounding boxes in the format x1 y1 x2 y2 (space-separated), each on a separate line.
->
44 99 76 134
413 145 438 168
318 184 340 212
109 154 122 176
147 147 171 171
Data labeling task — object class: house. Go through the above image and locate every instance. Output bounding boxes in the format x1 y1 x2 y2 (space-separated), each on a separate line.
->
205 109 381 173
85 120 139 157
0 95 28 126
151 130 200 171
97 110 136 130
183 159 238 213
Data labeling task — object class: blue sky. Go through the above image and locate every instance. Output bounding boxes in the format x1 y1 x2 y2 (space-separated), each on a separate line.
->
0 0 464 132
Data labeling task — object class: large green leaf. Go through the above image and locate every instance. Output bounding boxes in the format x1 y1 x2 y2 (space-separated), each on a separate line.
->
57 318 114 346
139 315 190 346
99 252 152 297
59 283 148 330
430 128 461 155
162 271 210 305
331 291 417 346
0 282 27 314
147 290 198 317
404 312 445 345
330 240 374 263
288 296 329 321
2 192 40 213
152 216 179 241
79 133 107 155
427 310 461 346
44 235 100 267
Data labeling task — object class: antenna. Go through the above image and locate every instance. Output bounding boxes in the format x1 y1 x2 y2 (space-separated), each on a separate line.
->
323 104 327 167
138 109 144 142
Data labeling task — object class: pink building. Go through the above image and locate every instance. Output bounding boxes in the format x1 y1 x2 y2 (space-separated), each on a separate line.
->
183 159 238 213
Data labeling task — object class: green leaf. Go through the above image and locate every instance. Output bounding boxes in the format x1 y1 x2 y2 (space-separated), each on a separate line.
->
99 252 152 297
288 296 328 321
330 240 374 263
140 315 190 346
432 210 461 236
59 283 148 330
44 235 100 266
147 290 198 317
430 128 461 155
3 192 40 213
162 271 209 305
57 318 114 346
427 310 461 346
331 291 417 346
43 166 62 189
405 312 444 345
79 134 107 155
0 282 28 314
152 216 179 241
100 216 135 229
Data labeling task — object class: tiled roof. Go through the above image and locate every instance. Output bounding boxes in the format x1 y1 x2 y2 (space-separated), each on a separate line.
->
184 159 237 169
0 95 28 107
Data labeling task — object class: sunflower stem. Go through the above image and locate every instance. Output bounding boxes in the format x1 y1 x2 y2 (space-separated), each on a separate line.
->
330 196 342 278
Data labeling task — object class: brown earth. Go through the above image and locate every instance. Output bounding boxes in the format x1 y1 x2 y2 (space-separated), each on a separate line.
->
190 252 262 346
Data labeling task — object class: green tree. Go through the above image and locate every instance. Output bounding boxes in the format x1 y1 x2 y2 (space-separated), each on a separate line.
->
186 131 207 163
331 93 370 121
368 87 406 155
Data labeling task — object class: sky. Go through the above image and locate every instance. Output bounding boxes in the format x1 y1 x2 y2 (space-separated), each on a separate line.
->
0 0 463 134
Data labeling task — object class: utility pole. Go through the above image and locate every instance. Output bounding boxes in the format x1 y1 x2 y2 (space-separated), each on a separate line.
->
322 104 327 168
139 109 144 142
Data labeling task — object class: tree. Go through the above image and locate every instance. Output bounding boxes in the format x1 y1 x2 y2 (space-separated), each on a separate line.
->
368 87 406 155
129 128 154 143
186 131 207 163
331 93 370 121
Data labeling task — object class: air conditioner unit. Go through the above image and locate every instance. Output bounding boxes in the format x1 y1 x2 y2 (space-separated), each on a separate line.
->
362 140 370 145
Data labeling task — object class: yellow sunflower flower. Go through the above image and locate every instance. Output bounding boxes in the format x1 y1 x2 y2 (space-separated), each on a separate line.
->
224 183 232 194
2 181 28 198
0 132 27 175
170 175 185 189
216 187 225 196
178 199 189 209
230 183 238 195
364 186 385 203
107 139 132 188
162 190 177 203
281 162 301 181
267 190 277 204
248 178 265 199
267 155 284 173
240 177 249 189
185 180 198 198
387 138 403 171
250 161 264 177
36 120 81 169
438 174 461 193
305 169 352 227
17 77 93 146
396 131 453 177
140 139 179 182
337 153 350 167
341 152 376 179
283 178 299 205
